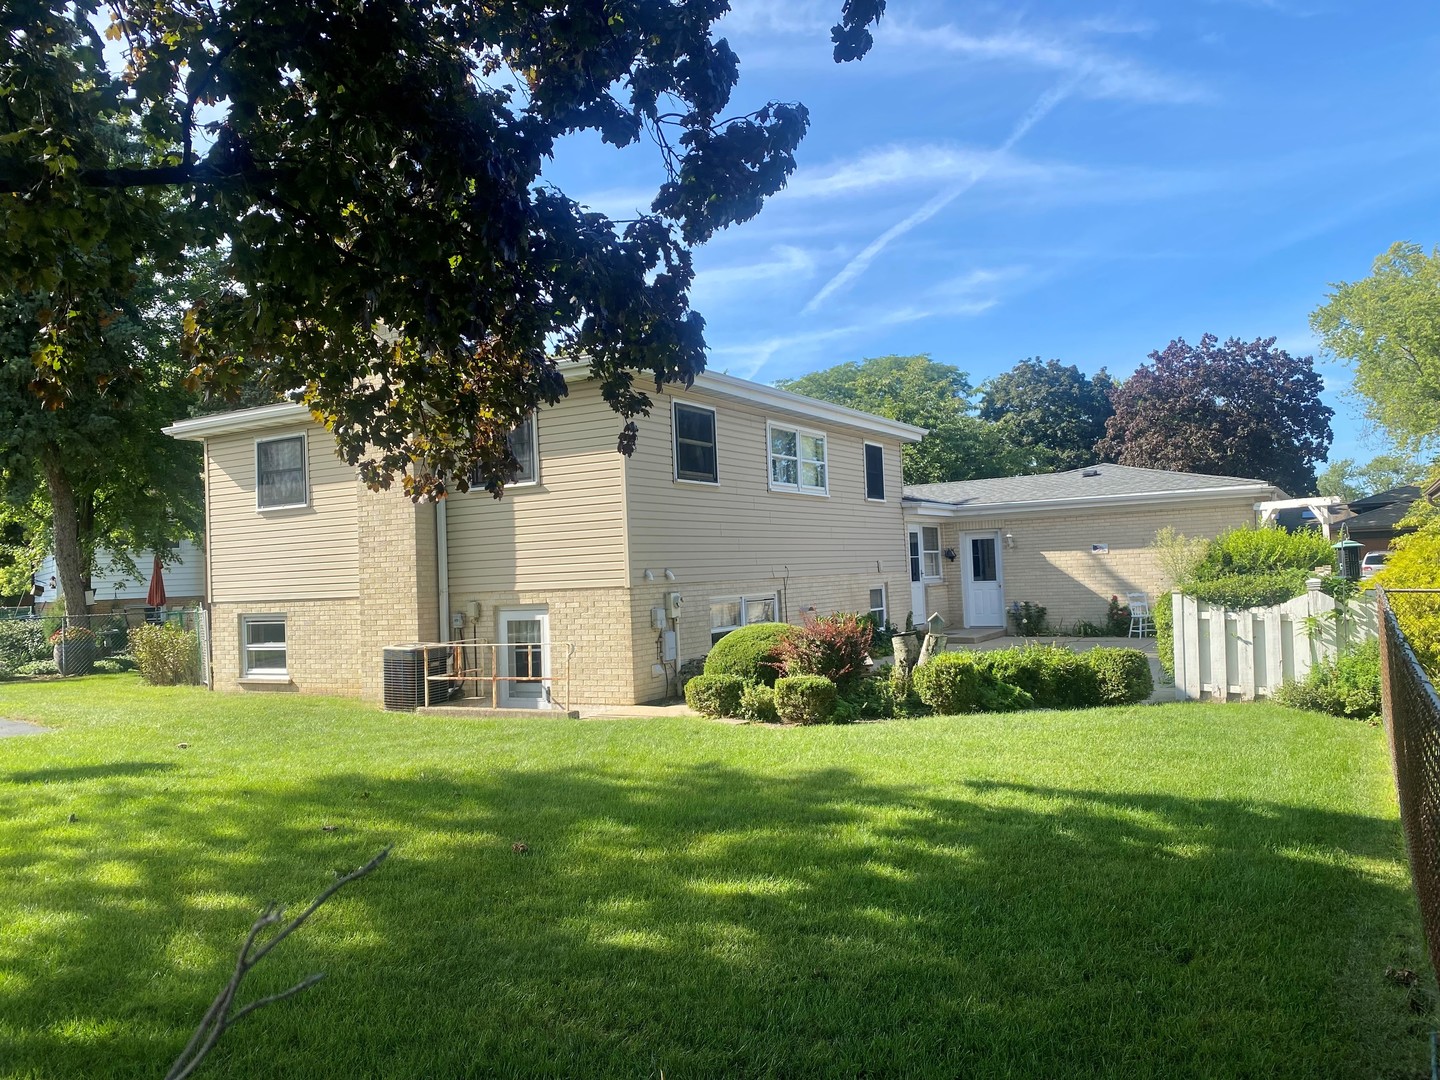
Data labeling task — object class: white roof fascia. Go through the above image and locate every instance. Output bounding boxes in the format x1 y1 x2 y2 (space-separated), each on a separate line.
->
902 484 1279 518
164 401 311 441
558 359 926 443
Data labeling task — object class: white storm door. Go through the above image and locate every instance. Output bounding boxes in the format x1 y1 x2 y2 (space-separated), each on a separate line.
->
499 609 549 708
962 533 1004 628
908 528 927 629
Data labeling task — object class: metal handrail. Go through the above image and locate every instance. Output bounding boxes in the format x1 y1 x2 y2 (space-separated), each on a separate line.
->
417 640 575 711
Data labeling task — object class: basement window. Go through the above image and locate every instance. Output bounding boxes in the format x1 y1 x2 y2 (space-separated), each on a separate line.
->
241 615 288 677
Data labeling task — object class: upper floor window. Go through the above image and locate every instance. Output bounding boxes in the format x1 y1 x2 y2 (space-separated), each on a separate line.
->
674 402 718 484
768 424 828 496
509 414 538 485
256 434 308 510
864 443 885 501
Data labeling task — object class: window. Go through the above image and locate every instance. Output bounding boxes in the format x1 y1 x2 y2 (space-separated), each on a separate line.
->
673 402 718 483
864 443 885 501
255 435 307 510
710 594 778 644
509 414 538 485
768 424 827 495
922 526 942 579
242 615 287 677
868 587 887 626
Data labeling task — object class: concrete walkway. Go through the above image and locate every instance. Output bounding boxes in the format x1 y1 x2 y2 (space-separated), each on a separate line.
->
0 719 49 737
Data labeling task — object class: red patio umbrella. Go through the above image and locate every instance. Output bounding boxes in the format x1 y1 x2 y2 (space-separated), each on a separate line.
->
146 554 167 608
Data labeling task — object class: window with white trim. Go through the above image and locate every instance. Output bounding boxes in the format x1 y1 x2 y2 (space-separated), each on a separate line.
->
709 594 778 644
255 435 308 510
768 424 827 495
673 402 718 484
868 587 887 626
922 526 942 579
864 443 885 501
241 615 287 677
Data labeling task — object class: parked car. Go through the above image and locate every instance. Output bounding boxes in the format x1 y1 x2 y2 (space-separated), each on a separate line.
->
1360 551 1389 578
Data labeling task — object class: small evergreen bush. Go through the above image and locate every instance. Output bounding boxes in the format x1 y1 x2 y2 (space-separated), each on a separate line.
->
1083 648 1154 706
974 645 1098 708
684 673 745 718
912 653 1034 714
1274 641 1382 720
128 623 201 686
1196 525 1334 580
1186 570 1311 609
737 683 778 723
773 612 873 690
774 675 838 725
703 623 795 686
15 658 59 677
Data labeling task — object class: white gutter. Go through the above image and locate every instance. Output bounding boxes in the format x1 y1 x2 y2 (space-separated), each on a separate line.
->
436 499 450 643
164 401 311 440
901 484 1280 518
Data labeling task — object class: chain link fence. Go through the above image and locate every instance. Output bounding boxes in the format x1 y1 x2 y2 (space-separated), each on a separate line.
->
1378 588 1440 967
0 608 206 684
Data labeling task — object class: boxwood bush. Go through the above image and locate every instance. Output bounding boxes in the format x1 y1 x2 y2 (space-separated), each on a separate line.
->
774 675 838 725
684 673 745 718
703 622 795 686
912 653 1033 714
737 683 778 723
1084 648 1154 706
973 645 1097 709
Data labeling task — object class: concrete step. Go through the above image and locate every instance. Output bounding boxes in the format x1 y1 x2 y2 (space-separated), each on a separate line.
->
948 627 1007 644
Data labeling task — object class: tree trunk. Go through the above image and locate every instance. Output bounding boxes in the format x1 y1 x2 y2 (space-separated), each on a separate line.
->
42 451 88 617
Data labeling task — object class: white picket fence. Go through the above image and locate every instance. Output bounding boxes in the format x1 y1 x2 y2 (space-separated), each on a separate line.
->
1172 587 1378 701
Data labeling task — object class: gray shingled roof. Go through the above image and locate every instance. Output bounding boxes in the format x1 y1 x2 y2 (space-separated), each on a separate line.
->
904 464 1276 509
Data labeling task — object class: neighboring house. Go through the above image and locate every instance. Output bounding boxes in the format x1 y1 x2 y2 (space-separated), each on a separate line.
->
1342 485 1422 556
33 540 205 612
903 465 1284 634
165 368 924 706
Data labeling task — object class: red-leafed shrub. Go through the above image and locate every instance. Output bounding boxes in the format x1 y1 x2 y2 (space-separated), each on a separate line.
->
772 612 873 690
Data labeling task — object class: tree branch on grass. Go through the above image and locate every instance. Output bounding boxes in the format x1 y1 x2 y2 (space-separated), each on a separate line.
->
164 847 391 1080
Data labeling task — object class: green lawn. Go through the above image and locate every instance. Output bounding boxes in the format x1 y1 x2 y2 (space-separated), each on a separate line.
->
0 677 1430 1079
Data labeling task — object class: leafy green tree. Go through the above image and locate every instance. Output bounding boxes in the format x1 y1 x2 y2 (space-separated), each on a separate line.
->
978 357 1115 472
1096 335 1332 495
1316 453 1429 501
3 0 887 507
1312 242 1440 453
776 355 1030 484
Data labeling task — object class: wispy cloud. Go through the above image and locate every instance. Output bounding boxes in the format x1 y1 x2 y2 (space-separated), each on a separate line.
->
802 79 1077 314
690 245 819 305
786 143 1084 200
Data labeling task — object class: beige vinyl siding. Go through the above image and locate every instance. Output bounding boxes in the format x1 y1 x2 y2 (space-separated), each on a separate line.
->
446 382 627 592
206 424 360 601
625 385 910 584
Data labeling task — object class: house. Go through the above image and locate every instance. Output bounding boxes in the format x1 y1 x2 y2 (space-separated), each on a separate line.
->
164 368 924 706
32 541 205 613
902 465 1285 634
1342 485 1422 556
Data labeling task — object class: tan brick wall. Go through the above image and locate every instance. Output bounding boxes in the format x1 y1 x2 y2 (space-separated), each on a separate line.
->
357 485 440 701
914 496 1259 632
210 598 363 696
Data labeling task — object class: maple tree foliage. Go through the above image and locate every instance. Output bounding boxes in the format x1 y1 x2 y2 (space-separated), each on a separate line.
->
1096 334 1332 496
2 0 887 503
978 357 1116 472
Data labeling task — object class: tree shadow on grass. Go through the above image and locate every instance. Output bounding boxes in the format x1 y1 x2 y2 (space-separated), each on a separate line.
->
7 761 176 784
0 762 1430 1079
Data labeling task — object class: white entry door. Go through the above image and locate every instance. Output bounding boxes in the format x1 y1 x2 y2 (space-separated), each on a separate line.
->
498 608 550 708
962 533 1004 628
907 528 927 630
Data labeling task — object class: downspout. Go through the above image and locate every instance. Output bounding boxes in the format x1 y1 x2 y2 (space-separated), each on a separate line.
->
436 498 450 643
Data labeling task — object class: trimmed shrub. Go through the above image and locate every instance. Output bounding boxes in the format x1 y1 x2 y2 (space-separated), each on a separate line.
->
1196 524 1335 580
15 658 59 677
684 673 745 718
834 674 895 722
774 675 838 725
1083 648 1154 706
1274 640 1382 720
703 623 795 686
1186 570 1310 610
912 653 1034 714
974 645 1098 709
886 660 927 718
773 612 873 690
129 623 201 686
737 683 778 724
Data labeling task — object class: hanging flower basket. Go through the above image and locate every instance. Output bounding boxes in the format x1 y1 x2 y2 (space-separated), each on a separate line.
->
50 625 96 676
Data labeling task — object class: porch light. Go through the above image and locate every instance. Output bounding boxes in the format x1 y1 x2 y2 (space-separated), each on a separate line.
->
1003 532 1015 550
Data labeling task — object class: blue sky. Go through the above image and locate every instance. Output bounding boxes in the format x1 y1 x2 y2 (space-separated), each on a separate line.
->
549 0 1440 467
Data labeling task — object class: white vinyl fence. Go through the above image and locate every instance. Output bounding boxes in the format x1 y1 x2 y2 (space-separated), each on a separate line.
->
1172 586 1378 701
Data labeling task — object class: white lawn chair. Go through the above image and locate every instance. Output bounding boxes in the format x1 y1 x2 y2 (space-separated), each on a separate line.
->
1126 592 1154 637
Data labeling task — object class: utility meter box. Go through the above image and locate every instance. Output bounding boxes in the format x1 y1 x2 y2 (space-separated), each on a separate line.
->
664 591 684 619
650 606 666 631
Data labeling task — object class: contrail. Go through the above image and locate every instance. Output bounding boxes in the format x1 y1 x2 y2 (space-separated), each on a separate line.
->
802 75 1082 315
